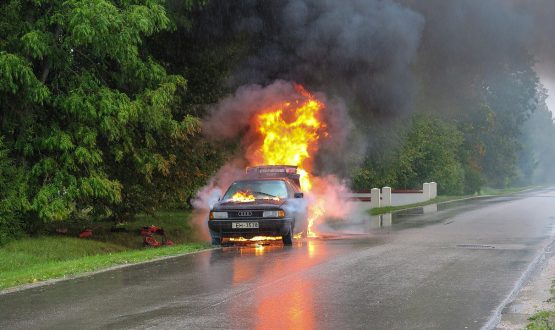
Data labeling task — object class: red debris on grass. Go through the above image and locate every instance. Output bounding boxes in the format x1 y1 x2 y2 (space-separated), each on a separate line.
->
79 229 93 238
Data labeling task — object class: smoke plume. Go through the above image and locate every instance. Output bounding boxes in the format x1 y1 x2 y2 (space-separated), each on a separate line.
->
231 0 424 119
191 0 555 232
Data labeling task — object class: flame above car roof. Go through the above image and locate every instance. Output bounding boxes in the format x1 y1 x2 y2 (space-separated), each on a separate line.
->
246 165 297 175
245 165 301 186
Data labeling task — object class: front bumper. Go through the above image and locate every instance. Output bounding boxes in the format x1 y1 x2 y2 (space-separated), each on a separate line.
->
208 218 293 238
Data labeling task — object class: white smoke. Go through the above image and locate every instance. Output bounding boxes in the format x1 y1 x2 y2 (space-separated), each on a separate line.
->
190 159 247 239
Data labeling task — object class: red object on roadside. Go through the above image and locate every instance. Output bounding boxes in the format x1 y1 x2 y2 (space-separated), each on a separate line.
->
79 229 93 238
140 225 162 236
140 225 171 248
144 235 161 247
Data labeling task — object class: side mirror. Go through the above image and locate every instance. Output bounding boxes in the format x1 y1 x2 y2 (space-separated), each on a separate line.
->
294 192 304 198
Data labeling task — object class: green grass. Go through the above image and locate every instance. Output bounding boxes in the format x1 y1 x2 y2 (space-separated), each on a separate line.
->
527 280 555 330
44 209 198 249
527 311 555 330
369 186 536 216
0 210 210 290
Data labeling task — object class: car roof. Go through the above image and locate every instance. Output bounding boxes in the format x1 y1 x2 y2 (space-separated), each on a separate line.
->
233 178 286 182
230 178 301 191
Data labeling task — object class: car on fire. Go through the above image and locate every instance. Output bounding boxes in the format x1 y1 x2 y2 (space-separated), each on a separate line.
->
208 165 308 246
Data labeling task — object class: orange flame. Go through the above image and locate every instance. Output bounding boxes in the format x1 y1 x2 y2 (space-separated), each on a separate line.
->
250 85 326 237
230 191 256 203
306 199 325 238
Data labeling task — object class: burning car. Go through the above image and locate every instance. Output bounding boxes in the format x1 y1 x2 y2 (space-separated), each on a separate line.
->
208 165 308 246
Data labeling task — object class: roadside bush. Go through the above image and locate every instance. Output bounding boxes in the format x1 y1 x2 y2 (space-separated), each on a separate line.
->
0 138 28 245
351 166 398 191
462 163 484 195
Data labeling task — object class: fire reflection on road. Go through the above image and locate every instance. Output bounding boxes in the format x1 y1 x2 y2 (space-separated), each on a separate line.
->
255 277 316 330
224 239 328 329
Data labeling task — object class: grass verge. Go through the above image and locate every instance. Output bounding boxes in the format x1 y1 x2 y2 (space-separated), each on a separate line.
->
0 237 209 290
0 210 211 291
527 311 555 329
369 185 537 216
527 280 555 329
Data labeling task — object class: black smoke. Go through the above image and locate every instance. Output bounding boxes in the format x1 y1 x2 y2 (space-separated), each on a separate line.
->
192 0 555 177
231 0 424 119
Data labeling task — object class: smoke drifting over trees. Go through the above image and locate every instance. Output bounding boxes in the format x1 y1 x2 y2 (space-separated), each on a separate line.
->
196 0 555 189
199 0 555 116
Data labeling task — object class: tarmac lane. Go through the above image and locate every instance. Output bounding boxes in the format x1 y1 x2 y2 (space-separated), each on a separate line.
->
1 188 555 330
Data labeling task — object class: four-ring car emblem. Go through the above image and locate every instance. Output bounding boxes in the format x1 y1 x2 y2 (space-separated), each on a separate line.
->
237 211 253 217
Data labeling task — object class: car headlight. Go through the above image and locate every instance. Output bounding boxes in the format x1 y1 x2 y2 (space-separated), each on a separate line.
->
210 211 228 220
263 210 285 218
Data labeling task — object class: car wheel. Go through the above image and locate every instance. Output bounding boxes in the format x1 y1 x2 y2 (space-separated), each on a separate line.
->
282 226 293 246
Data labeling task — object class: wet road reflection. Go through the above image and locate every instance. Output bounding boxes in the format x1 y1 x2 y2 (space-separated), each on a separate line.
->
249 241 322 329
209 239 331 329
254 273 315 330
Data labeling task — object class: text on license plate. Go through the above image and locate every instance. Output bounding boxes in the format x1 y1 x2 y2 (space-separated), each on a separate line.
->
232 222 259 229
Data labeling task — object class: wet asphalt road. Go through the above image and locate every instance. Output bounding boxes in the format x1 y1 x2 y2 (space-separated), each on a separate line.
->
2 189 555 330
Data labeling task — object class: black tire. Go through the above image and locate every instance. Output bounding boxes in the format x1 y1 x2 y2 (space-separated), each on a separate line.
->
282 227 293 246
211 235 222 246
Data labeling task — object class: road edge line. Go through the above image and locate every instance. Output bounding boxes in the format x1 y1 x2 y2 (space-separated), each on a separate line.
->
481 237 555 330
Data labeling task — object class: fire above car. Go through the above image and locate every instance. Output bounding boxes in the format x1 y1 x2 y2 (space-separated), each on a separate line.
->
208 165 308 246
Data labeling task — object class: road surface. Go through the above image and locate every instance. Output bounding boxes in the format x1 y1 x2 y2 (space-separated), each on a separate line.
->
1 188 555 329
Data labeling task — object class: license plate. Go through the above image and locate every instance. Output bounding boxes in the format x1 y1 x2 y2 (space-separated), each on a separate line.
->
232 222 259 229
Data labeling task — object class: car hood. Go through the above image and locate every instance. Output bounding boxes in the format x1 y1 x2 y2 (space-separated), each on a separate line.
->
213 199 286 210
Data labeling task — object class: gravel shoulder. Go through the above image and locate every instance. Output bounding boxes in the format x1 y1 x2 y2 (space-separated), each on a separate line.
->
497 243 555 329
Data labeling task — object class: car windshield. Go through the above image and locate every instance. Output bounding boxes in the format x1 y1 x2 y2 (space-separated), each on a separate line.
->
223 180 289 200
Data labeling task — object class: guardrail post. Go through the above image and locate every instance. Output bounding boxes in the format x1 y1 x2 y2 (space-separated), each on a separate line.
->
423 182 431 201
430 182 437 199
382 213 392 227
370 188 381 208
382 187 391 207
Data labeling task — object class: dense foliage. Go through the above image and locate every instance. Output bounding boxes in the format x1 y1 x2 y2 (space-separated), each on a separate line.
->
352 115 466 195
0 0 214 243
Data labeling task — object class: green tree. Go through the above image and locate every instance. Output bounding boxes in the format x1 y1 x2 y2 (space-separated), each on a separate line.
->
520 87 555 184
352 114 465 195
350 122 405 191
396 114 465 195
479 62 539 187
138 0 249 209
0 137 28 245
0 0 198 225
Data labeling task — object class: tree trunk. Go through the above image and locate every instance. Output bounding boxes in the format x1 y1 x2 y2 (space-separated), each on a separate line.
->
40 26 62 83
